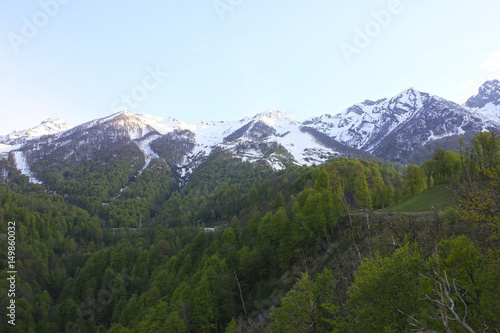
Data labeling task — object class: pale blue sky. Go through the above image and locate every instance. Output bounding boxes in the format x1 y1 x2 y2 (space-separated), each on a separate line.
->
1 0 500 134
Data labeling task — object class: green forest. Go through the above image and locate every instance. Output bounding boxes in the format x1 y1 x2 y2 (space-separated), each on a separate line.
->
0 131 499 332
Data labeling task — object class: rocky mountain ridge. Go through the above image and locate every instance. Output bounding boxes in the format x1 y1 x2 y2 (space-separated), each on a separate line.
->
1 80 499 184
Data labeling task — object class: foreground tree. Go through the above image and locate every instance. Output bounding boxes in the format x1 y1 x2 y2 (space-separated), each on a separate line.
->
269 269 337 333
454 133 500 250
402 236 500 332
346 242 424 332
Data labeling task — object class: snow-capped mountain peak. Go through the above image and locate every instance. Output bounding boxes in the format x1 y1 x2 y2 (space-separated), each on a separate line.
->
398 87 421 100
0 118 71 145
31 117 70 134
72 109 162 140
465 79 500 122
473 79 500 100
302 89 430 152
387 87 426 115
303 82 500 163
251 109 297 127
3 79 500 185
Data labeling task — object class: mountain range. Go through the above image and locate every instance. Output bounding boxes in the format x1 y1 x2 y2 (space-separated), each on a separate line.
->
1 79 499 184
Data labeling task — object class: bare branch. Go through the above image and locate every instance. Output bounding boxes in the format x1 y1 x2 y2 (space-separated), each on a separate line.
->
421 269 477 333
396 309 442 333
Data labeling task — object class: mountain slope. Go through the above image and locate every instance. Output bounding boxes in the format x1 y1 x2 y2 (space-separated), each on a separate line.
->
1 110 371 189
306 84 500 163
2 79 500 183
0 118 71 145
465 79 500 122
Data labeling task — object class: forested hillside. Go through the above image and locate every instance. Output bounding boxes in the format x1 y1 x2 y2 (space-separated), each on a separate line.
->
0 131 499 332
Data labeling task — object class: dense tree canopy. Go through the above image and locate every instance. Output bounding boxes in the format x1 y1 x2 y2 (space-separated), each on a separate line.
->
0 131 499 332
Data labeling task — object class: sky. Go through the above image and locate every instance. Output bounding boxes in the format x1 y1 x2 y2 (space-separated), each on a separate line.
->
1 0 500 135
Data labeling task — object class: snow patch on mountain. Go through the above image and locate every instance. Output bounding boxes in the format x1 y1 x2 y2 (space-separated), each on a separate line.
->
192 120 240 154
198 110 343 166
150 116 199 135
465 80 500 123
134 134 162 172
272 127 338 165
13 151 42 183
476 102 500 122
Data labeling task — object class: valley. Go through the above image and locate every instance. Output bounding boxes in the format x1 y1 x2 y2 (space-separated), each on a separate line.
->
0 81 499 332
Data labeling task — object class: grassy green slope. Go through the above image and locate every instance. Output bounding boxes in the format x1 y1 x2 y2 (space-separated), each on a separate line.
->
386 184 456 212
